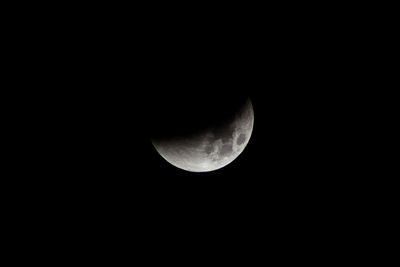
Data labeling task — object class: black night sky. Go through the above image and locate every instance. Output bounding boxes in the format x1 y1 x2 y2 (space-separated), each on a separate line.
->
51 8 346 221
19 4 364 257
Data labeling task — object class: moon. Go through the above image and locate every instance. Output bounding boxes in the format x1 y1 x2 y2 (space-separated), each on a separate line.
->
151 98 254 172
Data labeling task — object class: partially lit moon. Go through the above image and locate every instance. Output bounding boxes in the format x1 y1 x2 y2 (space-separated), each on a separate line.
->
152 99 254 172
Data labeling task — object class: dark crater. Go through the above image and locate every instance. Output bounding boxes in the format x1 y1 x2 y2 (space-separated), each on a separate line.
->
236 133 246 145
220 143 233 156
204 144 214 154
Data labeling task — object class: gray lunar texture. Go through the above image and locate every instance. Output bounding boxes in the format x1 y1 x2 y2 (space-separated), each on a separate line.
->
152 99 254 172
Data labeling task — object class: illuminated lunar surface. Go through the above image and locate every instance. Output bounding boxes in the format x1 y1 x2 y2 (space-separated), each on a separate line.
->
152 99 254 172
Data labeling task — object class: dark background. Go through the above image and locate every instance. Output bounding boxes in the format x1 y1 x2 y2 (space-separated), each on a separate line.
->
10 3 370 256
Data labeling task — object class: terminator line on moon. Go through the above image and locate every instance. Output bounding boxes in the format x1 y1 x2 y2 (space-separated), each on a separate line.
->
151 99 254 172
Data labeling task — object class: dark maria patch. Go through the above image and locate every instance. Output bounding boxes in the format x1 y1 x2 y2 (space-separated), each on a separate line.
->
236 133 246 145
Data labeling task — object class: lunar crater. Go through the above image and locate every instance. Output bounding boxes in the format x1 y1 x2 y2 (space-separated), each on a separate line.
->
236 133 246 145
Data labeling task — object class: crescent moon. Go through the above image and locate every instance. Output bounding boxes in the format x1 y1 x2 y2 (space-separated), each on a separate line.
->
152 99 254 172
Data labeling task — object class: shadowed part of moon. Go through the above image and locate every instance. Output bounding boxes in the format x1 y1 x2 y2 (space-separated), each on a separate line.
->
212 123 235 143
